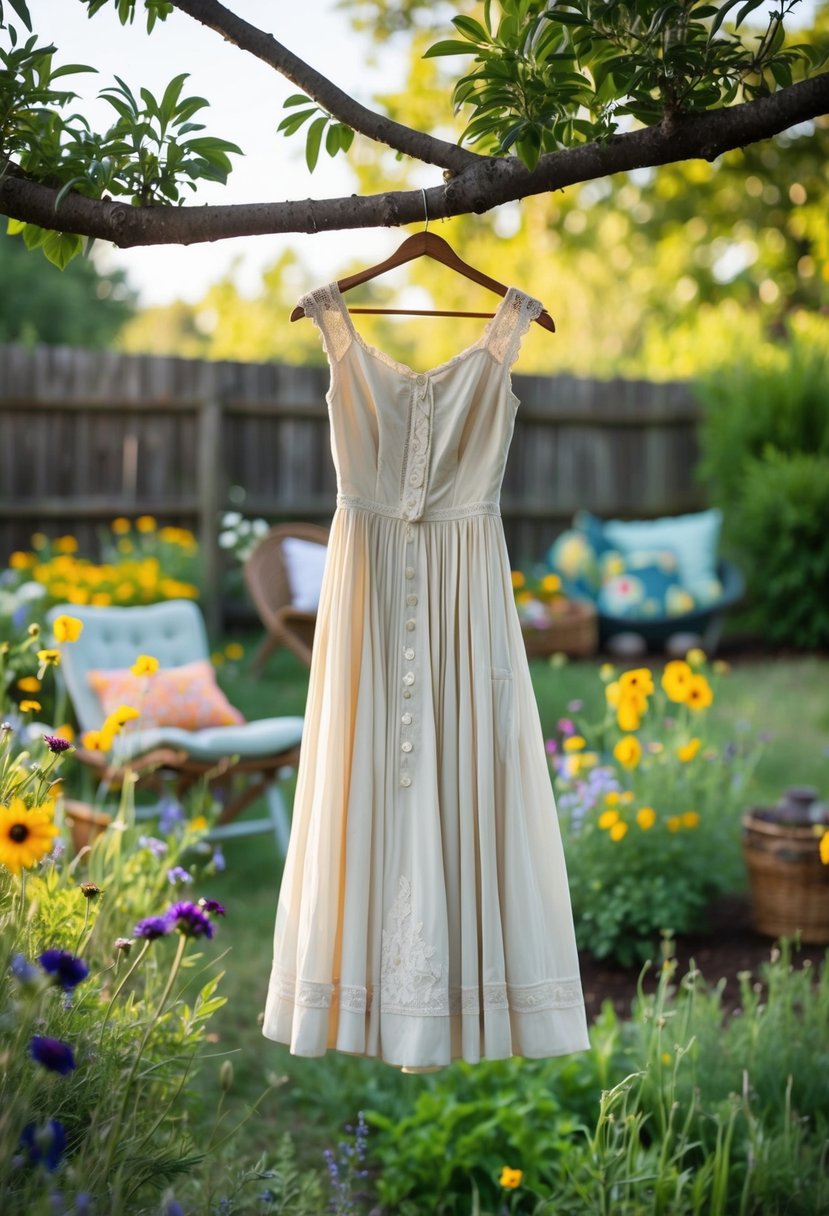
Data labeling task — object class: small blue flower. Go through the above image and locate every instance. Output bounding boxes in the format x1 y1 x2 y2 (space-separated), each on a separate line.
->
212 847 226 873
198 897 226 917
38 949 90 992
134 915 171 941
164 1199 185 1216
19 1120 66 1170
138 835 168 857
74 1194 92 1214
11 953 40 985
158 797 185 836
29 1036 76 1075
167 866 193 886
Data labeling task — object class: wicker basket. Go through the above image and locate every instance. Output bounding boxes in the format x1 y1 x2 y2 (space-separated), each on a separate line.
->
63 800 112 855
521 601 598 659
742 810 829 942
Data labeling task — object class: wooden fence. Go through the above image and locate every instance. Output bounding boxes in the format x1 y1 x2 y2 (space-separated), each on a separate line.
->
0 344 704 634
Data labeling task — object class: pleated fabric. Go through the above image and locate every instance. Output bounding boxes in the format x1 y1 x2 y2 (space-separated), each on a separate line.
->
263 283 589 1069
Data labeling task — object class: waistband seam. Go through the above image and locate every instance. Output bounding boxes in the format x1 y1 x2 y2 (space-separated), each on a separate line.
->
336 493 500 522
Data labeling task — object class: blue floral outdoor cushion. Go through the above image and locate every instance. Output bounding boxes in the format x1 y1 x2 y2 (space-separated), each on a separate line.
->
599 508 723 601
597 549 696 620
546 529 600 599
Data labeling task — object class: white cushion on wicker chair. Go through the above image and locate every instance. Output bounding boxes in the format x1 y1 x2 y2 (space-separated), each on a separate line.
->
282 537 327 611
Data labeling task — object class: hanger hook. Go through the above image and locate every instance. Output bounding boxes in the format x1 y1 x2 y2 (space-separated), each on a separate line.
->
421 187 430 234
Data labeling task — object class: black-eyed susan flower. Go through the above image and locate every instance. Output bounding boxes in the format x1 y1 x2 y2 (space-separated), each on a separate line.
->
37 648 61 668
685 675 713 711
17 676 41 693
111 517 131 534
19 700 42 713
609 820 628 841
667 815 682 833
130 654 159 677
136 515 156 533
636 807 657 830
613 735 642 769
619 667 654 698
598 809 620 830
662 659 693 703
681 811 701 829
52 614 84 643
0 799 59 873
499 1166 523 1189
563 735 586 753
676 738 701 763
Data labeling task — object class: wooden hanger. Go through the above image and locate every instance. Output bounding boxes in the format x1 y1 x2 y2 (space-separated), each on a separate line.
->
290 228 555 333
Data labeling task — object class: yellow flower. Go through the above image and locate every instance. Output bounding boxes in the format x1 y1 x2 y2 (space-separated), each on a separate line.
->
32 532 48 549
19 700 42 713
37 649 61 668
189 815 209 832
662 660 693 703
598 809 620 829
599 662 616 682
136 515 157 533
637 806 657 830
564 736 586 752
685 675 713 712
617 695 644 733
159 579 199 599
609 820 628 841
81 730 107 752
667 815 682 833
67 588 89 605
54 724 75 743
515 590 533 606
604 791 621 806
613 735 642 769
112 517 131 534
91 592 112 607
681 810 701 829
105 705 140 731
677 738 701 763
130 654 159 677
619 668 654 698
211 652 225 666
54 535 78 554
820 831 829 866
9 550 35 569
686 647 707 667
17 676 41 693
0 798 59 874
52 614 84 643
541 573 561 593
661 1051 672 1065
619 791 635 804
117 539 134 555
510 571 525 589
499 1167 523 1190
712 659 730 676
605 680 621 708
224 642 245 661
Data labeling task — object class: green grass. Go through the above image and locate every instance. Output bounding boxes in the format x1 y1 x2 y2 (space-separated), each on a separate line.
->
198 637 829 1166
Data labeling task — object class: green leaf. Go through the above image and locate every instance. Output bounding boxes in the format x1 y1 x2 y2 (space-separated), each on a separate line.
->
424 39 479 59
325 122 341 156
282 92 313 108
452 15 490 44
50 63 97 80
304 114 327 172
735 0 765 28
6 217 25 235
277 108 317 136
5 0 32 30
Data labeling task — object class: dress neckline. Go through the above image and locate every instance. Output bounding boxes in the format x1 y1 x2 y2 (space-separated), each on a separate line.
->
328 281 519 380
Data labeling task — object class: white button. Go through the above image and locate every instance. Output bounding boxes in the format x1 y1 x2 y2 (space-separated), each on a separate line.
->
405 528 414 540
401 713 412 725
411 440 420 454
402 689 412 699
401 741 413 753
405 567 414 579
403 672 415 686
400 775 412 787
416 374 427 386
404 647 415 660
409 471 423 488
407 595 417 606
405 620 416 631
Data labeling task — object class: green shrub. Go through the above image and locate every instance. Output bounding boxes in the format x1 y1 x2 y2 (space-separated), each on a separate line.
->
729 449 829 648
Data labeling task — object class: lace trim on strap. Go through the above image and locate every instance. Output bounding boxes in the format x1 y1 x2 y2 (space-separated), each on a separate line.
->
487 287 544 368
296 282 352 362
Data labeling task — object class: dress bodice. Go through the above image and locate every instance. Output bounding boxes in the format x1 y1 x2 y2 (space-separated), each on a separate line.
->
298 282 543 522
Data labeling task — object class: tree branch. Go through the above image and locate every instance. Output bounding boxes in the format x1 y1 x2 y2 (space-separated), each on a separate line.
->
1 70 827 245
167 0 481 175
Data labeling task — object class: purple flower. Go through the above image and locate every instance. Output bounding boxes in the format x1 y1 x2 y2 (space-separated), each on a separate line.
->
134 915 171 941
545 738 558 755
29 1036 76 1074
164 1199 185 1216
74 1196 92 1215
158 797 185 836
19 1120 66 1171
43 734 72 754
168 901 214 939
38 950 89 992
557 717 576 736
11 953 40 985
198 897 226 917
566 699 584 712
167 866 193 886
211 847 226 873
114 937 133 955
138 835 167 857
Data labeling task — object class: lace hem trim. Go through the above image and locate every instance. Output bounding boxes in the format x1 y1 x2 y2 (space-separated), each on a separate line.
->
270 970 584 1017
336 494 500 522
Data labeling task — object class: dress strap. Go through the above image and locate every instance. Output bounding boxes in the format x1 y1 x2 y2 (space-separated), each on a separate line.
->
485 287 544 369
296 282 353 362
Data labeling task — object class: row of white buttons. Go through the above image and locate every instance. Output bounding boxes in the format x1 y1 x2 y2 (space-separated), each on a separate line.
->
400 517 419 787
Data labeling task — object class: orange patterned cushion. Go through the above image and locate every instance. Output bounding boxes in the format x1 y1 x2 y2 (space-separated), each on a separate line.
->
87 660 245 731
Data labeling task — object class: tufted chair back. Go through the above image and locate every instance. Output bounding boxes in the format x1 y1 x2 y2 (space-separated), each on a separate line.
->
46 600 209 732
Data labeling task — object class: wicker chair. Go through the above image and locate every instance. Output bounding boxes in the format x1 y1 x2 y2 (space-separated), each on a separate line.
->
244 522 329 672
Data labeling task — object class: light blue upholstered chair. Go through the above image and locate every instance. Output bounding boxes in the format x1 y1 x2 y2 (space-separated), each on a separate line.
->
46 600 303 855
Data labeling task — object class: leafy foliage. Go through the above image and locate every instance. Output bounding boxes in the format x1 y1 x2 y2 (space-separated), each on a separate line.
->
425 0 826 168
277 93 355 173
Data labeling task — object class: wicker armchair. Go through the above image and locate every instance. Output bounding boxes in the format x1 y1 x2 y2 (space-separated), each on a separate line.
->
244 522 329 672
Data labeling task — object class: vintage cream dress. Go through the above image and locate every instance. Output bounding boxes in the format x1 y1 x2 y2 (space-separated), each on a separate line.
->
263 282 589 1070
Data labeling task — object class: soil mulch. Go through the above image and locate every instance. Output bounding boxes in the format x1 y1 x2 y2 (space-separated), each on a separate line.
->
578 892 827 1022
